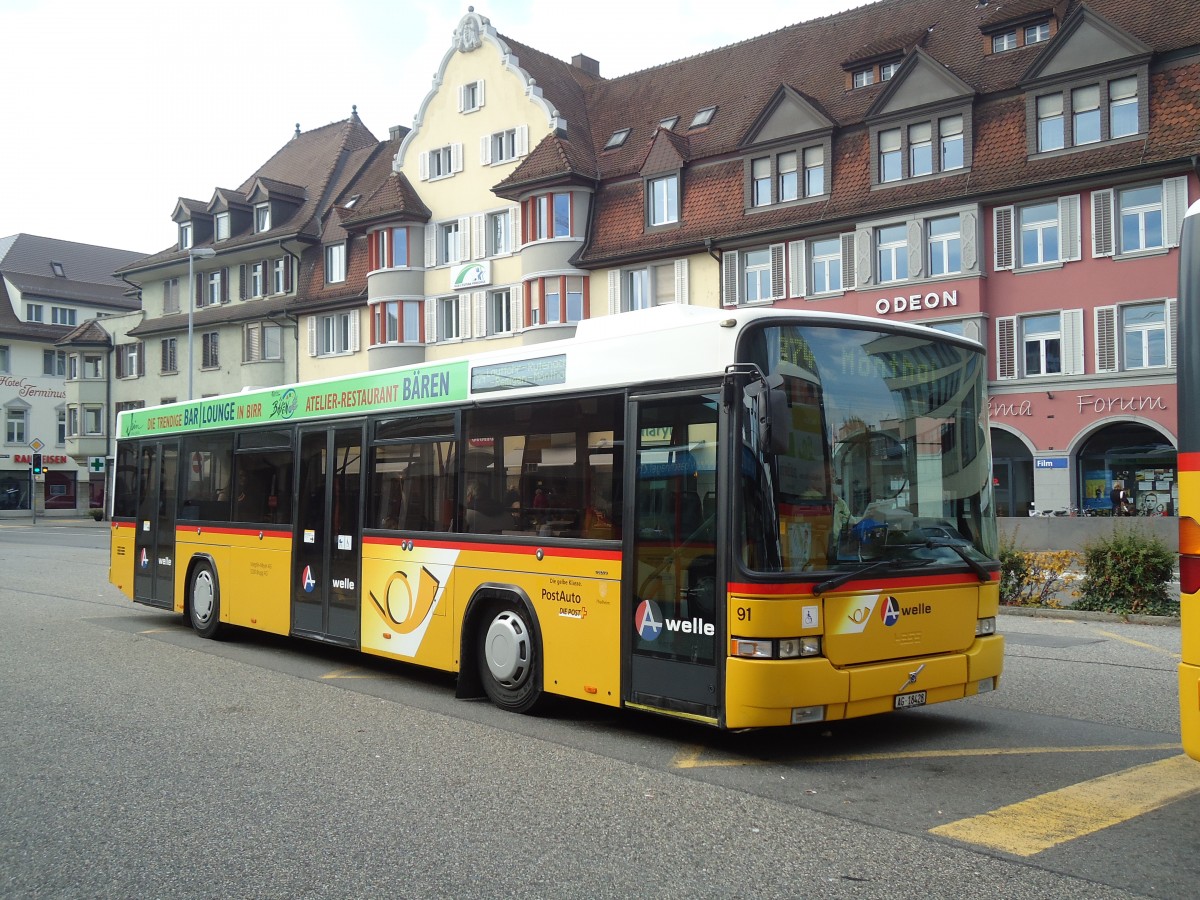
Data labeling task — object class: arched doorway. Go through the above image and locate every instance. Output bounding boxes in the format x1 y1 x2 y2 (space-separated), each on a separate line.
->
1077 423 1176 516
991 429 1033 517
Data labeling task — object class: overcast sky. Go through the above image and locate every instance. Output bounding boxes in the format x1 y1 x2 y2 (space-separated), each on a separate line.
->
0 0 870 256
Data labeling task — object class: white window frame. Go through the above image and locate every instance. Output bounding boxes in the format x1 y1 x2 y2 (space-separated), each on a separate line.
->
1025 22 1049 44
648 174 679 226
83 405 103 435
853 69 875 88
996 310 1084 380
927 215 962 277
1094 300 1177 373
876 224 908 283
486 288 513 335
163 278 180 313
215 212 230 241
1072 85 1101 146
254 203 271 233
459 80 484 113
809 237 842 294
993 31 1016 53
244 322 282 362
437 297 460 341
161 338 178 374
179 222 193 250
1119 184 1164 254
1036 93 1065 152
5 404 27 444
26 303 44 323
51 306 76 326
1019 201 1060 267
201 332 219 369
324 243 347 284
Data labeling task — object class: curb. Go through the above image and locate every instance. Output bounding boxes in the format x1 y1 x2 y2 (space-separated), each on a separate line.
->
1000 606 1180 626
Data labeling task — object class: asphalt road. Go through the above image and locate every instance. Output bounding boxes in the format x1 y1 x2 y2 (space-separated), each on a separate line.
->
1 519 1197 899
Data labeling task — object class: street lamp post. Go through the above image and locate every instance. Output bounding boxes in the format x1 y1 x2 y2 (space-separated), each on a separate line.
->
186 247 216 401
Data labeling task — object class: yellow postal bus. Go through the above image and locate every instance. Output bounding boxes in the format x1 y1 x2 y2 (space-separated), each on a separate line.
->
1178 198 1200 760
110 306 1003 729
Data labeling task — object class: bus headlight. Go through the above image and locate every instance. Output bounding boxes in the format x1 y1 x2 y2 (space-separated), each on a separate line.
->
732 637 822 659
731 638 773 658
778 636 822 658
975 617 996 636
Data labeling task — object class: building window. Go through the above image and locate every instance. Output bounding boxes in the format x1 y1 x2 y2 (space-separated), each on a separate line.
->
751 157 771 207
1072 85 1101 145
83 355 102 379
202 332 219 369
272 257 290 294
52 306 76 326
7 406 28 444
67 406 78 437
244 322 281 362
928 215 962 276
317 313 352 355
1022 313 1062 376
372 227 409 269
880 61 900 81
1025 22 1050 44
809 237 842 294
207 270 223 305
179 222 193 250
491 129 517 163
163 278 180 313
439 221 461 265
215 212 230 241
43 350 66 376
940 116 964 171
879 128 902 182
429 145 454 179
776 151 798 202
743 248 773 302
487 210 511 256
116 343 141 379
57 407 66 444
487 289 513 335
325 243 346 283
437 298 460 340
853 69 875 88
248 262 266 298
624 263 676 311
84 406 103 435
689 106 716 129
876 224 908 283
0 345 8 373
1020 202 1060 266
909 122 933 177
372 300 422 344
1036 94 1064 152
1122 304 1167 369
254 203 270 233
26 303 44 323
993 31 1017 53
1119 184 1164 254
803 146 825 197
460 80 484 113
525 193 572 242
161 338 178 373
604 128 631 150
648 174 679 226
1109 76 1139 138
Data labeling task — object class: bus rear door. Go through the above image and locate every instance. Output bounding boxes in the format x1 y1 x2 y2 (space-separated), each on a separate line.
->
132 440 180 610
292 423 364 646
626 392 723 723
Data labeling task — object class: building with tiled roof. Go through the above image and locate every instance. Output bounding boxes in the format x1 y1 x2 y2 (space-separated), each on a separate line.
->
0 233 145 514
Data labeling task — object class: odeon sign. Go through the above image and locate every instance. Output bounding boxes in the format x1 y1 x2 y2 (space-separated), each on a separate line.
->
874 289 958 316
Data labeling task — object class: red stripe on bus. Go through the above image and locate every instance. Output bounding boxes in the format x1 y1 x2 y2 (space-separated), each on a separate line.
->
728 571 998 595
1179 452 1200 472
363 534 622 561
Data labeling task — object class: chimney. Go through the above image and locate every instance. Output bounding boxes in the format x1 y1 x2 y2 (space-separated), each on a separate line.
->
389 125 406 141
572 54 600 77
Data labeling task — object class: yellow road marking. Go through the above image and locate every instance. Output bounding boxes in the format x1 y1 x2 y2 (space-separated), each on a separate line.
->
931 754 1200 856
1091 628 1181 660
672 742 1180 769
320 667 380 680
138 628 175 634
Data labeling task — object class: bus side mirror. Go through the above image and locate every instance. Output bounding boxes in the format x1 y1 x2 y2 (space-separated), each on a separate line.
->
744 374 789 455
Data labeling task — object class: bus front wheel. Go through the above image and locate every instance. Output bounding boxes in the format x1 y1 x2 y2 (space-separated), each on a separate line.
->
478 601 542 713
189 561 223 640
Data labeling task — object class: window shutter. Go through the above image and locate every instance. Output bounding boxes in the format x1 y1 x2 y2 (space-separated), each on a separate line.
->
1094 305 1118 373
1168 298 1178 366
282 260 292 293
993 206 1014 270
511 203 522 249
479 134 491 166
515 125 529 157
477 80 485 107
246 324 261 362
722 251 739 307
674 258 689 304
907 220 923 278
451 143 464 174
307 316 317 357
425 298 437 343
1059 195 1081 261
419 151 429 181
239 264 248 300
348 311 360 352
788 241 806 297
459 294 471 338
457 84 465 112
840 233 856 290
458 216 471 261
1061 308 1084 374
425 224 437 267
1091 189 1114 257
770 243 786 300
138 342 145 376
1164 176 1189 248
474 292 487 337
511 282 524 331
473 214 485 259
221 267 230 303
608 270 621 314
854 230 871 287
996 316 1017 379
194 272 203 308
116 350 125 379
961 212 978 271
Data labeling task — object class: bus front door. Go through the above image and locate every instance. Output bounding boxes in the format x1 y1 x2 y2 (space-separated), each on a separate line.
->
626 392 722 723
132 440 180 610
292 424 364 647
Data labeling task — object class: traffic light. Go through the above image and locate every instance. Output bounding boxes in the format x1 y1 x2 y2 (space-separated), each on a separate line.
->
31 453 43 475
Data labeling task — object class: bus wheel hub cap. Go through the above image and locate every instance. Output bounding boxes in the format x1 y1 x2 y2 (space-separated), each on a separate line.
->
485 611 529 686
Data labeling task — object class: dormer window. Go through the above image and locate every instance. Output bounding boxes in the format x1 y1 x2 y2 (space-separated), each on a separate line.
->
254 203 270 233
993 31 1017 53
871 110 969 186
1026 22 1050 44
853 69 875 89
659 116 679 130
215 212 230 241
647 174 679 227
880 61 900 81
604 128 630 150
689 106 716 129
180 222 193 250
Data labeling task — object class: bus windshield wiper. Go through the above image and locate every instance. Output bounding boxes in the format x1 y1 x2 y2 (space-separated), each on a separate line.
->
813 557 933 596
926 539 990 583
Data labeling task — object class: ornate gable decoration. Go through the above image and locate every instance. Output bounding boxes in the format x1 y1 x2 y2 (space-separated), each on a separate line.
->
454 8 486 53
1019 6 1151 87
866 47 974 120
740 86 835 148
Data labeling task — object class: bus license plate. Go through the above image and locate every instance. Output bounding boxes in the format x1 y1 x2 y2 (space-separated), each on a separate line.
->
894 691 927 710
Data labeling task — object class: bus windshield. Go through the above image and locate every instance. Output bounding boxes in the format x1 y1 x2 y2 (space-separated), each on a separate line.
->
739 323 996 575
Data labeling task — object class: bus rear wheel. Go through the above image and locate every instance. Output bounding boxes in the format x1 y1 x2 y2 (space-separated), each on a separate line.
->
189 561 223 640
478 601 542 713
